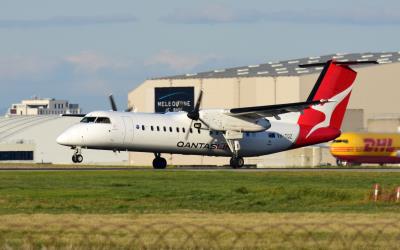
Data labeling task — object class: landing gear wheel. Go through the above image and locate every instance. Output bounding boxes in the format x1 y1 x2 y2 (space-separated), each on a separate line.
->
152 157 167 169
336 159 343 167
72 154 83 163
76 154 83 163
230 157 244 169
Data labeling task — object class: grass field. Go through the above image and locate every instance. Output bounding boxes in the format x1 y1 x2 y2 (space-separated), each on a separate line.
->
0 170 399 214
0 170 399 248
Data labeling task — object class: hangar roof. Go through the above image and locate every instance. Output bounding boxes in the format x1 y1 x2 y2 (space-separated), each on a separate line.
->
0 116 61 141
154 52 400 80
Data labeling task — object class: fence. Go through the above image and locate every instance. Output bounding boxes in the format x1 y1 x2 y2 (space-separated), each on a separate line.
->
0 221 399 249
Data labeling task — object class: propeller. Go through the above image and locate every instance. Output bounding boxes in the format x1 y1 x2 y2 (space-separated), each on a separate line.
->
187 90 203 121
109 94 136 112
109 94 118 111
184 90 211 140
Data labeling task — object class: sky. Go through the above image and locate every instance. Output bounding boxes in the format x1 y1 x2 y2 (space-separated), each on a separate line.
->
1 0 400 113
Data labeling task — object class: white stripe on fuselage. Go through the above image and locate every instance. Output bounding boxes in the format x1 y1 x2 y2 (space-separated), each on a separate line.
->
67 110 301 157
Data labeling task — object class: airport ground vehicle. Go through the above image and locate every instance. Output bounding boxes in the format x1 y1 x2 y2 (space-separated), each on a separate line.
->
331 132 400 166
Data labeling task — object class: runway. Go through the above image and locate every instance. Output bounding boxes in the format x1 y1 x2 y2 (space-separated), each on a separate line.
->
0 166 400 172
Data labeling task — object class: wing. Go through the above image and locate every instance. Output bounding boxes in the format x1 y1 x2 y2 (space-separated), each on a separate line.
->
226 100 329 120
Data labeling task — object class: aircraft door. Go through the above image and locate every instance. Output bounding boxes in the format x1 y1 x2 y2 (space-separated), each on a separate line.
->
122 116 134 145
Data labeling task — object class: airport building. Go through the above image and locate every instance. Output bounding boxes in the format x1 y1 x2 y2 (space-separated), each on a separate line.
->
0 116 128 164
6 97 81 116
0 97 128 164
128 52 400 167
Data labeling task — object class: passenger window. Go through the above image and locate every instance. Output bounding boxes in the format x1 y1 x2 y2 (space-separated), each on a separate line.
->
182 128 186 133
151 126 154 131
157 126 160 131
176 127 180 133
95 117 111 124
80 117 96 123
136 125 140 129
198 129 201 134
142 125 145 131
163 126 166 132
169 127 173 132
190 128 193 133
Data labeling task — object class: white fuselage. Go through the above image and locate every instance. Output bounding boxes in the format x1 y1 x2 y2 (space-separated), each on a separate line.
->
57 110 301 157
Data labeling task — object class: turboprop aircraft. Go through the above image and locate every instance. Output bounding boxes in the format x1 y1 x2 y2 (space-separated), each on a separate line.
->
56 60 377 168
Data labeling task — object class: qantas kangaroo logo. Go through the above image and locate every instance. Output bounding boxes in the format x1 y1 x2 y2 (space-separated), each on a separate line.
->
306 84 353 138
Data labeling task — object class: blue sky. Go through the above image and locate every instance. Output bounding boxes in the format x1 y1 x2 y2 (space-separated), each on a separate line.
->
1 0 400 112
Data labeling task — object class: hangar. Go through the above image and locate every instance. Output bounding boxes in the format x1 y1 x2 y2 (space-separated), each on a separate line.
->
0 116 128 164
128 52 400 167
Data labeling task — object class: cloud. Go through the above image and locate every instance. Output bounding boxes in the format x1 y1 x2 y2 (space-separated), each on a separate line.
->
145 50 220 71
0 14 138 29
0 56 58 80
64 51 133 73
161 5 400 26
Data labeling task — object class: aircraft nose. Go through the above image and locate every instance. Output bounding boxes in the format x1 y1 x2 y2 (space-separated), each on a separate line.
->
56 132 70 146
56 127 83 146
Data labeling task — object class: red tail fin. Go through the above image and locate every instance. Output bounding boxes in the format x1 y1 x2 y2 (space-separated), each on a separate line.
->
294 61 358 147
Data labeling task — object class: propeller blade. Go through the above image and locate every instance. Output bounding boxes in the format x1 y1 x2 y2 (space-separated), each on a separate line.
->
199 118 210 129
185 119 194 140
125 107 133 112
187 90 203 120
109 94 118 111
194 90 203 112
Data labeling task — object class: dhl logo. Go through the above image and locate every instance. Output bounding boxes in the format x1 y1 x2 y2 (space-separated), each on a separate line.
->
363 138 395 152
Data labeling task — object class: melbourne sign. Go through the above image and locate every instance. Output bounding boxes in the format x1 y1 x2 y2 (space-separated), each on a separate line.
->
155 87 194 113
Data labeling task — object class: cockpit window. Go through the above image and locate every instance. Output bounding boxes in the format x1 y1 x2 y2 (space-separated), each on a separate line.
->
96 117 111 124
80 117 96 123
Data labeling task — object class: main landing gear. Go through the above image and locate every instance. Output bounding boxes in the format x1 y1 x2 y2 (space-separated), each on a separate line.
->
72 147 83 163
153 153 167 169
230 156 244 169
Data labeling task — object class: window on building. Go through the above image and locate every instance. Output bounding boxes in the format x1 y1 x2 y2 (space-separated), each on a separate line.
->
95 117 111 124
0 151 34 161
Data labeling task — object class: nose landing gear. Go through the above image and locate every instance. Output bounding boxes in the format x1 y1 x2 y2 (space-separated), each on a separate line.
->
71 147 83 163
153 153 167 169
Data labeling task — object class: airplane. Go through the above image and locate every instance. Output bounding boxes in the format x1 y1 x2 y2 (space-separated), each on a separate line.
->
331 132 400 166
56 60 378 168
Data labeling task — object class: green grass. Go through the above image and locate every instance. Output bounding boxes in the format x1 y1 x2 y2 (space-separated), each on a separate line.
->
0 170 399 214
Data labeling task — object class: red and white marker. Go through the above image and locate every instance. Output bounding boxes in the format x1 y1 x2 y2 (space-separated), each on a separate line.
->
373 184 381 202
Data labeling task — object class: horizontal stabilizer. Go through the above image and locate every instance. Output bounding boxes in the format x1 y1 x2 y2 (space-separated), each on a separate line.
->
299 60 378 68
